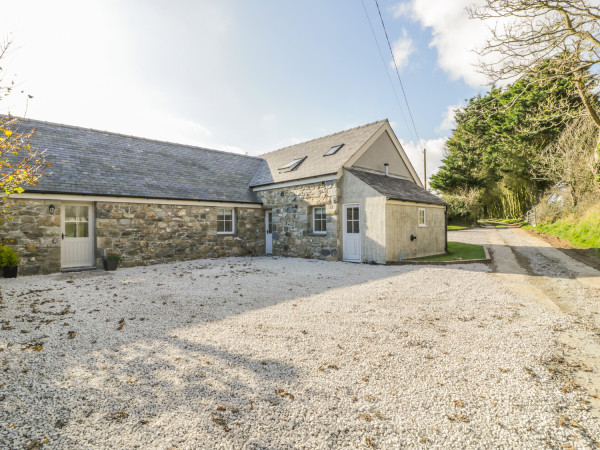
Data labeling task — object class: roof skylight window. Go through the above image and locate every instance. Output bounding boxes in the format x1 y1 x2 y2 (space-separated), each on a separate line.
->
278 156 307 172
324 144 344 156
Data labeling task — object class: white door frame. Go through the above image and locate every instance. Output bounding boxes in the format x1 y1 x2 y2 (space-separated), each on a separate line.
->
342 203 361 262
61 202 95 268
265 210 273 255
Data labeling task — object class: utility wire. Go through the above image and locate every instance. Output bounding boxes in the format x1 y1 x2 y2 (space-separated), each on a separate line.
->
372 0 423 148
359 0 416 144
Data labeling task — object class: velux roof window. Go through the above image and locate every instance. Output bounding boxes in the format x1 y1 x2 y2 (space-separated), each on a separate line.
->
278 156 306 173
324 144 344 156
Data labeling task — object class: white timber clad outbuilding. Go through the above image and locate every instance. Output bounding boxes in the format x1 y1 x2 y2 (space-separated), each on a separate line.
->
4 117 446 275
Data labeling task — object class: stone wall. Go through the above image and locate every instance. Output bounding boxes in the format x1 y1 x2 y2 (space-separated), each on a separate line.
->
95 202 265 268
1 199 61 275
1 199 265 276
255 181 339 260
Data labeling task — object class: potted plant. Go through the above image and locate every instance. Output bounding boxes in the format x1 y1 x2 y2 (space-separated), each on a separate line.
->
102 253 121 271
0 246 19 278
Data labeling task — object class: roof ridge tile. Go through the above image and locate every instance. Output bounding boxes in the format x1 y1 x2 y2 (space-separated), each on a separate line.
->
258 119 388 157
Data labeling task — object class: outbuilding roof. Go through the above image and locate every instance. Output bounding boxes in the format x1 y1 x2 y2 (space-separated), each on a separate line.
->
250 120 387 187
11 118 263 203
346 168 446 206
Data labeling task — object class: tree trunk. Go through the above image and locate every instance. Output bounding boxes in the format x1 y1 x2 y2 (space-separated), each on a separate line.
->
575 77 600 130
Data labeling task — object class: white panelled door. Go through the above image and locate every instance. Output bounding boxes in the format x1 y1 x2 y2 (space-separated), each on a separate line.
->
265 210 273 254
343 204 361 262
61 203 95 268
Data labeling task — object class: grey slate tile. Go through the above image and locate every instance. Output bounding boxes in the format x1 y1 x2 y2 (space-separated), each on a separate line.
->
346 168 446 206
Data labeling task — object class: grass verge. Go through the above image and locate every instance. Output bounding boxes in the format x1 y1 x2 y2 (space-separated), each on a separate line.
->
523 210 600 254
410 241 486 262
448 225 471 231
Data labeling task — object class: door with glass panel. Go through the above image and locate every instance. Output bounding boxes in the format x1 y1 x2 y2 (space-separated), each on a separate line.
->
343 204 361 262
61 203 95 268
265 210 273 254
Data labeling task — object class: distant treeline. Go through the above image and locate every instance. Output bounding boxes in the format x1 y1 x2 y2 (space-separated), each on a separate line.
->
432 58 600 222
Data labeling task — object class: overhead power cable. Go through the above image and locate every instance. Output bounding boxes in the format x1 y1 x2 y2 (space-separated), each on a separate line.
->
359 0 417 144
372 0 423 148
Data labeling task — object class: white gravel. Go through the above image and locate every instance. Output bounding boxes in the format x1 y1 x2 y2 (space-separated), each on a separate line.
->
1 254 599 448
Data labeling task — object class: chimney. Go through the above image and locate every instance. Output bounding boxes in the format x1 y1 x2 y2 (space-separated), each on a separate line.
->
384 163 389 177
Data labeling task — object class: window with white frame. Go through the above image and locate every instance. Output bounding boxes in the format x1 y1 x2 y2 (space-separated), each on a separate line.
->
418 208 427 227
217 208 235 234
313 206 326 234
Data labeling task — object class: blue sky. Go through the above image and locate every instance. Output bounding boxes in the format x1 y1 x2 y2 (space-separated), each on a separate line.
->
0 0 491 182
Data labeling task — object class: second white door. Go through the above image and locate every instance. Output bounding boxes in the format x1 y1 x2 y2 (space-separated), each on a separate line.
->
265 210 273 254
343 204 361 262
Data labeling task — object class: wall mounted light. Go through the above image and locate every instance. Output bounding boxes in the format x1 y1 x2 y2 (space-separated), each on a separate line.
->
48 204 55 215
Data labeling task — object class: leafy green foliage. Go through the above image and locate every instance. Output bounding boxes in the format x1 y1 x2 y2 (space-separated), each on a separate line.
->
0 245 19 267
431 60 587 218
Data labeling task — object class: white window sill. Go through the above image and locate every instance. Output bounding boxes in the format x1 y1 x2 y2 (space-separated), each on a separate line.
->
217 232 235 235
418 224 427 228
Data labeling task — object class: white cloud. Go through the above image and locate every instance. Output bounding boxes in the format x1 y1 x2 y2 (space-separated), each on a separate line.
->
390 2 412 19
435 103 462 134
395 0 492 87
400 137 446 186
390 29 414 70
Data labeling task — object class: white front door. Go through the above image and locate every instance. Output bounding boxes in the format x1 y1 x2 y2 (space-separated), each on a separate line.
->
265 210 273 254
343 204 361 262
61 203 95 268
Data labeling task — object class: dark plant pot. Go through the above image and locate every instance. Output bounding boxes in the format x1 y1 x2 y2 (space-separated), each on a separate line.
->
2 266 18 278
103 259 118 271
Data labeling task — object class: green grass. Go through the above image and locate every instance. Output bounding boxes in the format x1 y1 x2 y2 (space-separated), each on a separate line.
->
410 241 486 262
523 210 600 252
479 218 526 227
447 225 471 230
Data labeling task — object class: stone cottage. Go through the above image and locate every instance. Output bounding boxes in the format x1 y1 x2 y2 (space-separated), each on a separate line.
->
3 118 446 275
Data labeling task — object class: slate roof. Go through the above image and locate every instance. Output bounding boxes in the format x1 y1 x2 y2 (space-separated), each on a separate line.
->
250 120 387 187
9 118 263 203
346 168 446 206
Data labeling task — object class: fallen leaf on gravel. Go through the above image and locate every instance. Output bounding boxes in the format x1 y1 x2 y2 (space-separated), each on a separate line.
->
107 411 128 421
211 412 230 431
359 413 372 422
301 330 307 335
216 405 226 411
374 410 388 420
139 419 150 425
362 377 369 382
448 413 469 423
126 377 138 383
67 331 77 339
275 389 294 400
25 439 41 450
365 437 375 448
498 368 510 373
453 400 464 407
364 395 378 402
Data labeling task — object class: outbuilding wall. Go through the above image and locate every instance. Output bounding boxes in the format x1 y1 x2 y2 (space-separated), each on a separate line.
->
341 171 387 264
255 181 339 260
385 202 446 261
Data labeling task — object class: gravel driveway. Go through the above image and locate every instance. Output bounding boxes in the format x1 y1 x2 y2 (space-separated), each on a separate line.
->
1 232 600 448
